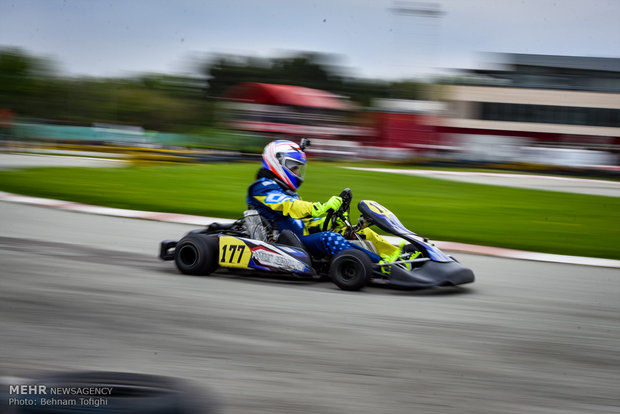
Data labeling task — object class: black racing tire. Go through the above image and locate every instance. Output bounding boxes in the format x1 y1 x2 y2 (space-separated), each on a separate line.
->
329 249 373 291
174 234 218 275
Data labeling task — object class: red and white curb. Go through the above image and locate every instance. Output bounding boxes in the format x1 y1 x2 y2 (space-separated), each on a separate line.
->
1 191 618 269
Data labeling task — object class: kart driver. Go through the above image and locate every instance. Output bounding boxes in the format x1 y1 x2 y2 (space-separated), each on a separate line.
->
246 139 406 264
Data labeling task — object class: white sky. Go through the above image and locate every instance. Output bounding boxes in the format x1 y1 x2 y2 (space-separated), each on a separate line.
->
1 0 619 80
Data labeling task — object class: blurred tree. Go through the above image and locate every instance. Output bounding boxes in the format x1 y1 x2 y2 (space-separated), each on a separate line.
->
0 47 57 116
271 52 344 91
204 55 270 99
341 78 391 108
1 47 430 133
113 83 202 130
0 48 208 131
388 80 428 100
202 51 429 108
203 52 346 99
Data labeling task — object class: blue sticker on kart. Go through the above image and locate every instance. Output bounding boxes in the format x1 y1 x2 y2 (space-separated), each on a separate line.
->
360 200 412 235
250 245 309 273
219 236 311 274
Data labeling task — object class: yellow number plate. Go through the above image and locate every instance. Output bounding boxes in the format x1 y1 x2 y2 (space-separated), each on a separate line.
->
218 236 252 268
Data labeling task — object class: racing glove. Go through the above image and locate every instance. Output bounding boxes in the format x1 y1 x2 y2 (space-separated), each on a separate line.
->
311 196 343 218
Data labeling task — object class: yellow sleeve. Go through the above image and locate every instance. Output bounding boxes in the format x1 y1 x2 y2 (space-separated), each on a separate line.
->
252 195 314 219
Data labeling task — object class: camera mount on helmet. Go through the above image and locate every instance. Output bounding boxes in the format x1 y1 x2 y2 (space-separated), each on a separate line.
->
300 138 311 151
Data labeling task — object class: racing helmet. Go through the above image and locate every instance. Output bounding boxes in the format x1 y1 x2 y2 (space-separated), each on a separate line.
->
261 139 307 191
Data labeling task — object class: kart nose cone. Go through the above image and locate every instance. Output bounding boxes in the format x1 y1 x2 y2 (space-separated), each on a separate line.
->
441 266 475 286
381 260 475 289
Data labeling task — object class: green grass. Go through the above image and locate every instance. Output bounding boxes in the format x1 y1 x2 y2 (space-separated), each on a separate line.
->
1 162 619 260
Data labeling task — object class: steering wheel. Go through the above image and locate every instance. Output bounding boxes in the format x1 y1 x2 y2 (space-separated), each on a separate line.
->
322 188 352 233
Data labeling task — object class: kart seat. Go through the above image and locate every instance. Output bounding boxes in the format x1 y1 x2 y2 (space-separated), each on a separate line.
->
277 230 306 251
208 222 235 231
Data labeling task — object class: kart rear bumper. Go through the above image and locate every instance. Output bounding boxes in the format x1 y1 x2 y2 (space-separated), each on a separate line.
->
160 240 177 261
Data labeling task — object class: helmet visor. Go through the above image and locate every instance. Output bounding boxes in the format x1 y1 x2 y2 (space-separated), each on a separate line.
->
283 157 306 180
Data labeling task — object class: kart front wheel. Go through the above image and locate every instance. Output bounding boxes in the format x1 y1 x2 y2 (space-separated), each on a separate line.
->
329 249 373 291
174 234 218 275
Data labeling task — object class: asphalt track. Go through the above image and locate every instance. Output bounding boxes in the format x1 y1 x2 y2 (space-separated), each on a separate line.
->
0 152 127 170
2 201 619 414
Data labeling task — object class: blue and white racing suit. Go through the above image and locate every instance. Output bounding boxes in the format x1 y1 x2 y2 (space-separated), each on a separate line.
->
247 175 382 262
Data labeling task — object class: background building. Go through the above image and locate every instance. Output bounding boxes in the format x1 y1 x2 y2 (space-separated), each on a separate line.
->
439 53 620 167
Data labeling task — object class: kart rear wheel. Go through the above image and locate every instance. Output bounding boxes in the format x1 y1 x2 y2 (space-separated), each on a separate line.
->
174 234 218 275
329 249 373 291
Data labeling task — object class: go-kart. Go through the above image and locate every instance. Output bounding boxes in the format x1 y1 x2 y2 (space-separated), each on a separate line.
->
159 189 474 291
